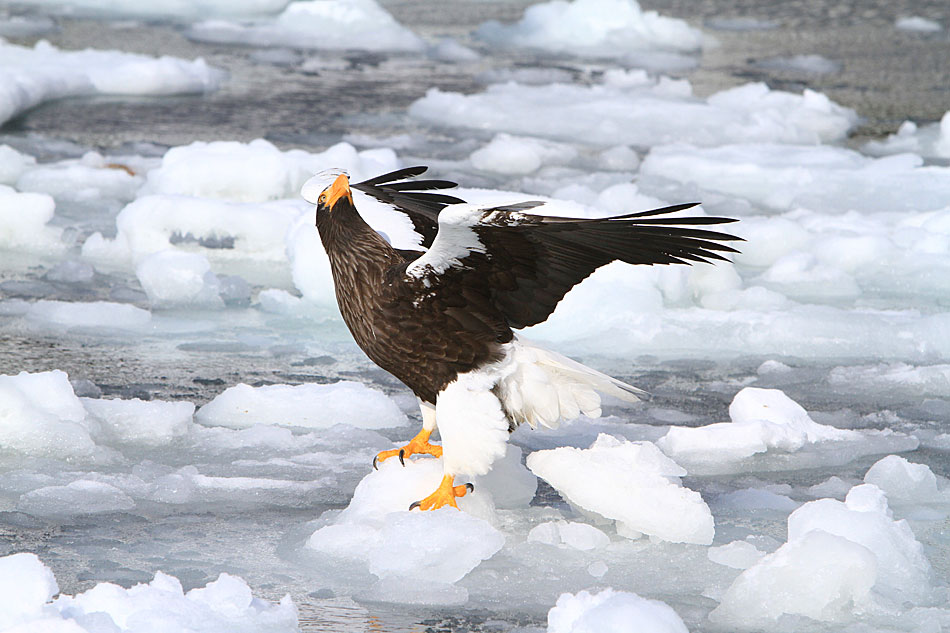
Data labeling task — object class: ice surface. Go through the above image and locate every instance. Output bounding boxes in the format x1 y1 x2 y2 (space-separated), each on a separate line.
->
547 588 688 633
527 434 715 544
658 387 857 465
863 111 950 159
470 134 578 175
26 300 152 330
0 144 37 185
18 479 136 517
82 396 195 446
0 186 63 253
16 151 144 203
863 455 946 506
895 16 943 32
6 0 292 20
188 0 425 52
477 0 704 59
196 380 406 429
527 520 610 551
306 459 504 603
136 250 224 308
707 540 766 569
411 73 857 147
754 54 841 74
1 553 297 632
0 39 221 127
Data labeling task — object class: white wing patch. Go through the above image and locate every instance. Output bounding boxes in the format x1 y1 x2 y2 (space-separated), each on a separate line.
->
405 203 487 279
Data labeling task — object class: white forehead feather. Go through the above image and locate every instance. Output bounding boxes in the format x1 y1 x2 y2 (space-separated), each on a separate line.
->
301 169 347 204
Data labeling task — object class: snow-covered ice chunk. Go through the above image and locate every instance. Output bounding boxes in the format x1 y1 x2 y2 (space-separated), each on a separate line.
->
863 455 944 506
196 381 407 430
895 16 942 32
547 588 688 633
658 387 857 465
754 54 841 75
0 369 99 460
710 529 876 626
0 186 63 253
707 540 766 569
82 397 195 446
0 144 37 185
18 479 136 517
0 553 58 630
0 39 221 127
477 0 703 58
470 133 577 175
139 139 399 203
6 0 293 20
789 483 933 603
26 300 151 330
136 250 224 308
306 459 503 602
1 553 298 632
527 520 610 551
16 151 143 202
410 73 857 147
188 0 425 52
526 434 715 544
640 142 950 214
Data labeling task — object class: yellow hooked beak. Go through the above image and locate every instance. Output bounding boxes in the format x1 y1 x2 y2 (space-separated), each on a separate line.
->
323 173 352 209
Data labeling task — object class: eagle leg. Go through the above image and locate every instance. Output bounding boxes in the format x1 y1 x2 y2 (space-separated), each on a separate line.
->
373 427 443 470
409 475 474 511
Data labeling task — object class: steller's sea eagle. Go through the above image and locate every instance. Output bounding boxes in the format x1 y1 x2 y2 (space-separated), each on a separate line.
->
302 167 741 511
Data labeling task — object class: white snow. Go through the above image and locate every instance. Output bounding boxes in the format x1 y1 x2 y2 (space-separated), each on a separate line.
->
895 16 943 33
196 380 407 429
547 588 689 633
306 458 504 603
188 0 425 52
477 0 704 59
526 434 715 544
136 250 224 308
410 73 857 147
0 553 297 633
0 39 221 127
657 387 858 466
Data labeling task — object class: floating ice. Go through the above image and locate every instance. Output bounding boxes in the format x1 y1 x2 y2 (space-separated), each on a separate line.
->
477 0 704 58
26 300 152 330
711 529 877 626
526 434 714 544
658 387 857 465
188 0 425 52
0 144 37 185
0 186 63 253
0 553 297 632
82 396 195 446
527 520 610 551
16 151 144 203
828 363 950 398
863 112 950 159
895 16 943 33
640 142 950 213
196 380 407 430
18 479 136 517
753 54 841 74
863 454 947 507
0 369 98 460
306 459 504 603
139 139 399 203
547 588 688 633
0 39 221 127
136 250 224 308
470 134 578 175
707 540 766 569
410 73 857 147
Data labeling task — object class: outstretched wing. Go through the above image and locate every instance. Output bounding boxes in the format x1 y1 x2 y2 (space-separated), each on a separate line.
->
352 166 465 248
406 201 743 329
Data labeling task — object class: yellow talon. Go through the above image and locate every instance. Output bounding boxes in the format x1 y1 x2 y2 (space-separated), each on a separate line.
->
374 427 442 469
409 475 473 511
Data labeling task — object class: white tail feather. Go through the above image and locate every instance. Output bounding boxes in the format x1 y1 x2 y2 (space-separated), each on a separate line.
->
496 337 644 430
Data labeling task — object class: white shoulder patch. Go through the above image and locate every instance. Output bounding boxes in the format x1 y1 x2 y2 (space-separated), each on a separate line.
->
406 203 487 279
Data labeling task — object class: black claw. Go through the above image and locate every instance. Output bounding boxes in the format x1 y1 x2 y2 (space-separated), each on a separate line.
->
398 449 405 466
409 500 421 511
465 483 474 493
372 455 379 470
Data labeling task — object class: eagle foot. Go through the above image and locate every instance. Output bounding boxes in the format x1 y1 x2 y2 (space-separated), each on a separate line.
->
373 428 442 470
409 475 473 511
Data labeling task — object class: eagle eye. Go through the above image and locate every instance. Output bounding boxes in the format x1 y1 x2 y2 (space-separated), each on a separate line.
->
318 192 327 205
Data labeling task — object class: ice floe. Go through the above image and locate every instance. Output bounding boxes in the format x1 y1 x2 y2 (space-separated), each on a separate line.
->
863 112 950 159
196 380 408 430
0 552 297 632
0 39 221 127
527 434 715 544
895 16 943 33
547 588 688 633
477 0 704 62
410 72 857 147
6 0 293 20
188 0 425 52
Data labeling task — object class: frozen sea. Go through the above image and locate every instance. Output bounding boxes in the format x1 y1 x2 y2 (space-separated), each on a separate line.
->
1 1 950 632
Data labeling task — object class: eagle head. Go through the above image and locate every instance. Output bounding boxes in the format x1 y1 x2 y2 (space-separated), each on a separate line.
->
302 172 354 220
